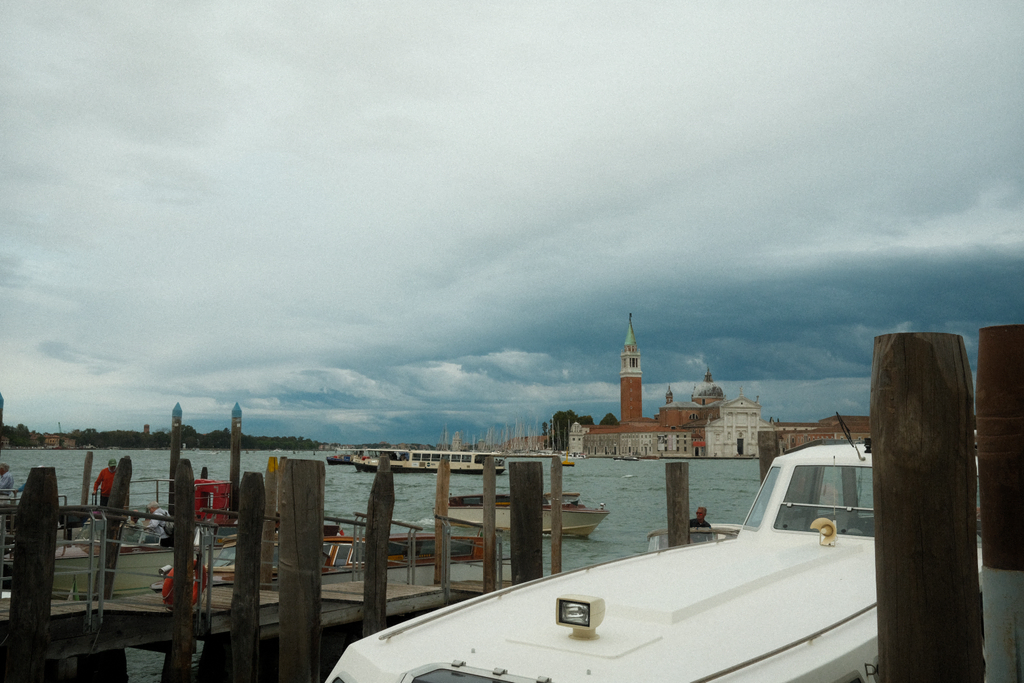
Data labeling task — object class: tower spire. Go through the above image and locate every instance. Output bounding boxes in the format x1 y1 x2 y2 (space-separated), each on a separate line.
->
620 315 642 421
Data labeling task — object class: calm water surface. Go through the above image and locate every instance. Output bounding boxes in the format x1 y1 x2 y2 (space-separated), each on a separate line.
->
3 449 763 680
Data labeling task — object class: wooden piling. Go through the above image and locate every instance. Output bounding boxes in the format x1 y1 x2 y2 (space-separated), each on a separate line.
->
229 403 242 512
231 471 266 683
261 456 279 590
169 402 182 515
870 332 983 683
757 430 780 482
169 459 196 683
103 456 133 600
976 324 1024 680
509 461 543 584
666 461 689 547
549 457 562 575
5 467 58 683
433 459 450 585
363 456 394 637
79 451 94 506
482 456 497 593
278 458 325 683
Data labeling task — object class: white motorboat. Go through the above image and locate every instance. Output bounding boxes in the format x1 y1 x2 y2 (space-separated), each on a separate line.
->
326 441 884 683
447 492 610 538
52 523 173 599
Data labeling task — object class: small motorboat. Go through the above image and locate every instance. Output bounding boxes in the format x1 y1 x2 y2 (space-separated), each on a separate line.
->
446 492 610 537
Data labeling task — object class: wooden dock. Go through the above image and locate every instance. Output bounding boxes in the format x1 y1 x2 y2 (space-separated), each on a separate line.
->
0 581 484 662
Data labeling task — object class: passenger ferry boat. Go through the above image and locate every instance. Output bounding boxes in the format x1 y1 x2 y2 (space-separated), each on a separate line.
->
351 449 506 475
326 441 886 683
447 492 610 538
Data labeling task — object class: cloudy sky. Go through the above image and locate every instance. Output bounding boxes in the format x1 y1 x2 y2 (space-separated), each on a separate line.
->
2 2 1022 445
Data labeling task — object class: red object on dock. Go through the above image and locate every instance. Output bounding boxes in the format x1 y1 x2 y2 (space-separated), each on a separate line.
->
195 479 231 523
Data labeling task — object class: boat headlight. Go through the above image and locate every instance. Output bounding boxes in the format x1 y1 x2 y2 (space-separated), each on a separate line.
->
556 594 605 640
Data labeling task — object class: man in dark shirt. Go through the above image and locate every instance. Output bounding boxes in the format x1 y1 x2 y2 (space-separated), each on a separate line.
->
690 506 710 528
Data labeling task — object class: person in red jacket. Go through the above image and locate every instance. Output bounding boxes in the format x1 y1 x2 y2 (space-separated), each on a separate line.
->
93 459 117 506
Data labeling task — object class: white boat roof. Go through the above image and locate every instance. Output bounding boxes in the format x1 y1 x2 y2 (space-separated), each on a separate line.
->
330 442 880 683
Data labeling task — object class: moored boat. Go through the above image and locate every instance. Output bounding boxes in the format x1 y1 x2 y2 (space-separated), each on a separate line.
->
446 492 610 537
326 440 897 683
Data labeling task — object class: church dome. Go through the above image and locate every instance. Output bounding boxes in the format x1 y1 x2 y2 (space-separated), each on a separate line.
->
692 369 725 401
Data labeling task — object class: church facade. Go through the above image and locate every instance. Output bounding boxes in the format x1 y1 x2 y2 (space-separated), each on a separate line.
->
573 318 771 458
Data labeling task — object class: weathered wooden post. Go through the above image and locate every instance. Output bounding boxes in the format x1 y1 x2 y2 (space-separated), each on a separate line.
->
666 461 690 547
870 332 983 683
363 456 394 637
509 461 543 584
976 324 1024 680
230 402 242 512
169 459 196 683
5 467 58 683
169 402 182 515
482 456 497 593
80 451 94 505
278 458 325 683
232 471 266 683
103 456 133 599
261 456 279 590
757 429 780 482
433 459 450 584
549 456 562 575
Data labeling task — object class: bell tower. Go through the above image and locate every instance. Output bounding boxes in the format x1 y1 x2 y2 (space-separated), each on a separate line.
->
620 314 642 421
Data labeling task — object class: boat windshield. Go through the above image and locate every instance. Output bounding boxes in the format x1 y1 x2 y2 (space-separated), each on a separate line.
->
743 466 780 529
773 465 874 537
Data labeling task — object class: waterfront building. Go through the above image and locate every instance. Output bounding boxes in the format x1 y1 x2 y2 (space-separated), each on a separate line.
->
575 318 769 458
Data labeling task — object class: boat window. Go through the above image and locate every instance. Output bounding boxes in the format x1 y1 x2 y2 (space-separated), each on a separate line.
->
743 467 780 529
774 465 874 536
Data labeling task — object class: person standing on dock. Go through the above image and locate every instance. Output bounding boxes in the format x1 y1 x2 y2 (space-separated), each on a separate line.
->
93 458 117 506
0 463 14 496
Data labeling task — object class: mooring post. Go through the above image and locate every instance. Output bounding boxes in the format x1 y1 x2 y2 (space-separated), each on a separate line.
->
79 451 94 506
363 456 394 637
232 471 266 683
5 467 58 683
482 456 496 593
976 324 1024 680
509 461 543 584
757 430 780 482
549 456 562 574
870 332 983 683
169 402 182 515
261 456 279 590
666 461 690 547
278 458 325 683
229 402 242 512
433 459 450 584
103 456 133 599
169 459 196 683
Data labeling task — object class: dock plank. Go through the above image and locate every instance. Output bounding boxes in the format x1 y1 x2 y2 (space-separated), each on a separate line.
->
0 579 479 660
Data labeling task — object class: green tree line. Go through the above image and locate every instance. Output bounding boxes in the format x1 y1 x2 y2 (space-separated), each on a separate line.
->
547 410 618 451
1 423 319 451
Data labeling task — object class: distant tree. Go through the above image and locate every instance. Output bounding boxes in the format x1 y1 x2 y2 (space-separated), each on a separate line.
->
542 422 548 437
600 413 619 426
550 410 581 451
578 415 594 426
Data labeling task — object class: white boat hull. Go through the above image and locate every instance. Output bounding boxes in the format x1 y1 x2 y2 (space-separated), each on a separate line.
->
52 544 173 599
